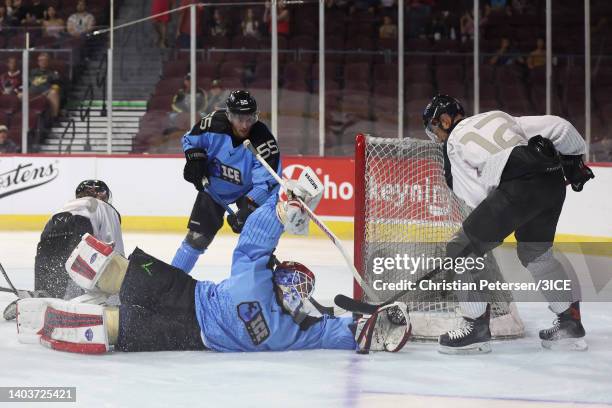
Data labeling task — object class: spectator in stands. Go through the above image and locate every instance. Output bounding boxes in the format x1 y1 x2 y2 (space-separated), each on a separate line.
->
175 0 203 49
30 52 60 117
0 4 12 32
67 0 95 37
379 16 397 40
27 0 46 23
241 8 260 38
460 9 474 43
488 37 523 66
263 0 290 38
171 73 206 115
379 0 396 15
10 0 28 25
203 79 228 113
527 37 545 70
42 5 65 38
1 56 22 97
407 0 433 39
210 8 228 37
0 125 18 153
151 0 170 48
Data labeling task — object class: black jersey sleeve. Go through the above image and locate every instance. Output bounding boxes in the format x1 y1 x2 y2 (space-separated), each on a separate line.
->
248 122 281 172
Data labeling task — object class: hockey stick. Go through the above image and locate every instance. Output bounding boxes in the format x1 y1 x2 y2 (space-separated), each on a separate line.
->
0 286 16 294
334 266 445 315
0 262 19 296
243 139 380 303
201 177 236 216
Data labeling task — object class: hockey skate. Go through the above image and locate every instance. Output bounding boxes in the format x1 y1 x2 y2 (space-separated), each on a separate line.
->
539 302 587 351
438 306 492 355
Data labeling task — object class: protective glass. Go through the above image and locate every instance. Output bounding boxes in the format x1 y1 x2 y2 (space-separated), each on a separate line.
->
227 111 259 126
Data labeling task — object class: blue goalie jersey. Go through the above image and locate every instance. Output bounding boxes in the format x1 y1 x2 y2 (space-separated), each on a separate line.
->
182 110 281 206
193 194 356 352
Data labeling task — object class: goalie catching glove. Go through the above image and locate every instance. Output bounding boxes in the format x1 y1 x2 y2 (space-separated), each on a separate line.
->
355 302 411 353
276 166 323 235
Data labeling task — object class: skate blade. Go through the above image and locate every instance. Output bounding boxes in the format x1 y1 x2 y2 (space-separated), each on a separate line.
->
541 338 588 351
438 342 492 355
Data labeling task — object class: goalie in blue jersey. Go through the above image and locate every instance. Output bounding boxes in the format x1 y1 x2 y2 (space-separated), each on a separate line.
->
16 169 412 354
172 90 281 274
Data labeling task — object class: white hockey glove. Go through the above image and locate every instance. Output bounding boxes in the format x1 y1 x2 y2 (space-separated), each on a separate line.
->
17 297 110 354
355 302 411 353
65 233 127 294
276 167 324 235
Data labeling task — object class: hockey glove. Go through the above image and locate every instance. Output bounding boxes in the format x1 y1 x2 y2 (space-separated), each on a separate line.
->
560 155 594 192
183 148 208 192
227 196 258 234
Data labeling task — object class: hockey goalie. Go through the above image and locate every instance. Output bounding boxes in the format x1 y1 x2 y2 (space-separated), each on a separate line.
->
16 169 410 354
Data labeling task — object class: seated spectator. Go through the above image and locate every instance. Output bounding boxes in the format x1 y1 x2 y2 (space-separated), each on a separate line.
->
488 37 523 66
527 37 545 70
460 10 474 42
210 8 228 37
263 0 290 37
42 5 65 38
27 0 46 24
203 79 229 113
30 52 61 117
407 0 433 39
67 0 95 37
379 16 397 40
171 73 206 114
0 125 19 153
0 4 15 33
241 8 259 38
10 0 28 25
1 56 22 97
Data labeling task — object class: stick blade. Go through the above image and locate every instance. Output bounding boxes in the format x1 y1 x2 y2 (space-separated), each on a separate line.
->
334 294 378 315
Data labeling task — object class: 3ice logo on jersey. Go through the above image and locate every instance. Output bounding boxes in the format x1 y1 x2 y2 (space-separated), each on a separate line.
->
211 159 243 185
237 302 270 345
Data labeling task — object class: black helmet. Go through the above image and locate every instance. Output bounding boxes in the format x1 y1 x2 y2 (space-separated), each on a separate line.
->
423 94 465 140
226 90 257 114
75 180 112 203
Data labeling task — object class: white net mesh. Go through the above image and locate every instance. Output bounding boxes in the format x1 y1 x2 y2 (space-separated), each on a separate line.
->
356 135 524 340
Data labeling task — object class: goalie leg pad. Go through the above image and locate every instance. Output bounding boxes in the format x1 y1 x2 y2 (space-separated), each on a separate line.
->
355 302 411 353
65 233 127 294
17 297 109 354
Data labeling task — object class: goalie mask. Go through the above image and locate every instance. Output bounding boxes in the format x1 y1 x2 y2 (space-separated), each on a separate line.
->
273 261 315 320
75 180 112 204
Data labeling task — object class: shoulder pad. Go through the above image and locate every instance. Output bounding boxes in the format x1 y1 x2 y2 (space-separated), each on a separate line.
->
248 122 280 168
190 110 231 135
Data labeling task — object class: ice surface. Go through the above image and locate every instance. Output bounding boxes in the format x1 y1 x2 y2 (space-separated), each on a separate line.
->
1 232 611 408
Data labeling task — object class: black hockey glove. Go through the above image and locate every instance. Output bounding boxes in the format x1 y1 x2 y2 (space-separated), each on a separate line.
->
183 148 208 192
560 154 594 192
227 196 258 234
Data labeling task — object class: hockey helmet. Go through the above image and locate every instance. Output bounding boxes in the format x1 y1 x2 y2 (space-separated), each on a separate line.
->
423 94 465 141
75 180 112 203
273 261 315 316
226 90 258 127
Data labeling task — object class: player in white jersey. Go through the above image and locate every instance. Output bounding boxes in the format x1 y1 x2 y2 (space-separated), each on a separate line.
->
34 180 123 299
421 95 594 354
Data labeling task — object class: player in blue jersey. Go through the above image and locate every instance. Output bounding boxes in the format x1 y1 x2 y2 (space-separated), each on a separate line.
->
173 90 281 273
16 172 411 354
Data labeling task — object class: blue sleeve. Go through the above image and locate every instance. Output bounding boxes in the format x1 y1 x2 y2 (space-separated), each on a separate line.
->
245 155 281 206
319 316 356 350
182 129 211 152
230 194 282 281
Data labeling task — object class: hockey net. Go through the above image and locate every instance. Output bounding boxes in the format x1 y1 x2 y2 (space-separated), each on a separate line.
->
353 134 524 340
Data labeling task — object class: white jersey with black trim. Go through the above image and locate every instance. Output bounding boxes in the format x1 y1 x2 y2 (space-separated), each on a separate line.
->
55 197 124 256
446 111 586 208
